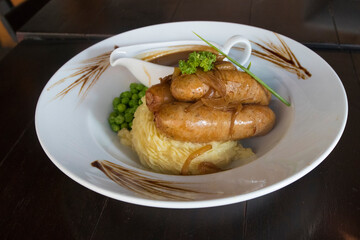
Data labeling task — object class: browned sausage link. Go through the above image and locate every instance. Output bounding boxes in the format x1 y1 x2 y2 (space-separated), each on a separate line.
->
145 82 174 112
170 70 271 105
154 102 275 143
170 74 210 102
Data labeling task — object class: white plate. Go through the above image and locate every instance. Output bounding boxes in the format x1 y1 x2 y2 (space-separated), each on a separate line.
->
35 21 347 209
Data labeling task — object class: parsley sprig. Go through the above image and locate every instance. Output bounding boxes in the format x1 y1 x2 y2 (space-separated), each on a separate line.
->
179 51 216 74
193 32 291 107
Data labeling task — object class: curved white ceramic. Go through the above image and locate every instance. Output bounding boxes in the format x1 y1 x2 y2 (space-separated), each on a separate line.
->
109 36 252 86
35 21 347 209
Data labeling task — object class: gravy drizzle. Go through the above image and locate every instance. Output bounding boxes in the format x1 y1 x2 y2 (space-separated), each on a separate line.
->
250 33 311 79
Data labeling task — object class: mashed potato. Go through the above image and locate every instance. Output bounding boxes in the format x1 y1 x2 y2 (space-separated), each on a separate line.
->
118 99 254 175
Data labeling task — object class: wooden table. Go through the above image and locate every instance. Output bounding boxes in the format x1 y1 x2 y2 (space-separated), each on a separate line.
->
1 39 359 240
1 0 360 239
17 0 360 48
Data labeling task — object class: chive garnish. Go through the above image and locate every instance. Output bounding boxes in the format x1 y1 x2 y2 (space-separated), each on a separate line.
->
193 32 291 107
247 62 251 70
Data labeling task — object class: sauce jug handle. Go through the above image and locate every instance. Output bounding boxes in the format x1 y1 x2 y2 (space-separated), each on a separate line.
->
221 35 252 66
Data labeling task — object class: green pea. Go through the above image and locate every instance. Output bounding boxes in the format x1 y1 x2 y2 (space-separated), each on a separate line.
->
130 88 138 94
138 90 146 98
124 108 131 114
108 115 116 124
109 111 117 118
110 123 120 132
109 84 148 132
113 105 120 111
121 122 128 130
115 115 125 124
112 97 120 108
121 97 130 105
125 108 136 116
131 94 139 100
136 84 144 91
128 107 136 115
121 91 132 99
130 83 137 90
124 112 134 123
128 99 138 108
117 103 127 113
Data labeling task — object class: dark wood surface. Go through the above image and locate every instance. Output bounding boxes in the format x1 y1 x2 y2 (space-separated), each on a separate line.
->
1 0 360 238
331 0 360 47
16 0 360 48
0 38 359 239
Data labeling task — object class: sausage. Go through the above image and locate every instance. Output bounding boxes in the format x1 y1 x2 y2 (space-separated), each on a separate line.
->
146 82 174 112
170 74 210 102
154 102 275 143
170 70 271 105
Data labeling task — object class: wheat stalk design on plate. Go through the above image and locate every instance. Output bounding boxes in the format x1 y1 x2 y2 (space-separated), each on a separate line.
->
92 160 209 200
250 33 311 80
47 49 113 101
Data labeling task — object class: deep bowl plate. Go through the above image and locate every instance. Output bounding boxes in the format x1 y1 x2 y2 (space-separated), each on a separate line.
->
35 21 347 209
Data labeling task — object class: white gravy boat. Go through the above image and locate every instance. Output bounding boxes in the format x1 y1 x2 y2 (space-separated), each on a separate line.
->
109 35 252 87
